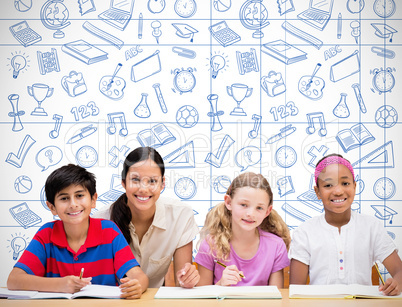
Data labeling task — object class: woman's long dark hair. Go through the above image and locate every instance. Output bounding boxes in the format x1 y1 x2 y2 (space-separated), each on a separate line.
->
110 147 165 244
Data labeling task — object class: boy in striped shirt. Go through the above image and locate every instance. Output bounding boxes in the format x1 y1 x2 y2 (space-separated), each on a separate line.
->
7 164 148 299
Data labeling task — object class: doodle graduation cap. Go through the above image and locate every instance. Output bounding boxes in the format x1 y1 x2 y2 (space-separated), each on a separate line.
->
172 23 198 42
371 205 398 225
371 23 397 42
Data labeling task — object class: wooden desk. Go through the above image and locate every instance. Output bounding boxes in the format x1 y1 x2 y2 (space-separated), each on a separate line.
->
0 288 400 306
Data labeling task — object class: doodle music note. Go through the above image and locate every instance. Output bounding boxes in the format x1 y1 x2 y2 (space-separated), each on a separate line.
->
49 114 63 139
248 114 262 139
107 112 128 137
306 112 327 136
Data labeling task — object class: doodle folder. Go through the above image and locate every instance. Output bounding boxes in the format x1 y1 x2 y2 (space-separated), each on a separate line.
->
61 40 108 65
131 50 161 82
330 50 360 82
261 40 307 64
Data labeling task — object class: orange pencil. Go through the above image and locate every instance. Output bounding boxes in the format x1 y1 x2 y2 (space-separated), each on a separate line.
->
374 262 385 285
79 267 84 280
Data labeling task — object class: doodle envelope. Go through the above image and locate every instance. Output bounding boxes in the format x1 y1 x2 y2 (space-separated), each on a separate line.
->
131 50 161 82
330 50 360 82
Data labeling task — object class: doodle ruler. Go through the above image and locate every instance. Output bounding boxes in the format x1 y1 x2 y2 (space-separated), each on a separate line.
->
352 141 394 169
83 22 124 49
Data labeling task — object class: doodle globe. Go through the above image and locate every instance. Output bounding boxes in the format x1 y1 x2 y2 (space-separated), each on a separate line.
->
14 175 32 194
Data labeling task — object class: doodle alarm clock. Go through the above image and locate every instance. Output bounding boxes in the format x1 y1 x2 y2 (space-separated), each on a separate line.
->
275 146 297 168
76 145 98 168
373 0 396 18
174 177 197 199
174 0 197 18
371 67 395 94
373 177 396 200
173 67 196 94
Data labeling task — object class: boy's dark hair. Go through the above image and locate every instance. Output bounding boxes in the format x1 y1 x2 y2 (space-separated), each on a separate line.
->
111 147 164 244
45 164 96 205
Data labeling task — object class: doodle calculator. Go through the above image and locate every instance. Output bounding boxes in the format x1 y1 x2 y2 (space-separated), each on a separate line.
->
9 21 42 47
10 202 42 229
209 21 241 47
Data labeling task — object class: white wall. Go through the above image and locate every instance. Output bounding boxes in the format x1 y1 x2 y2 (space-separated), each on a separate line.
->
0 0 400 286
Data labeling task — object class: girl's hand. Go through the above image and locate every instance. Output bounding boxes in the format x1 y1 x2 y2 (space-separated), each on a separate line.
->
177 262 200 288
119 277 143 299
61 276 92 293
379 277 401 296
217 265 243 286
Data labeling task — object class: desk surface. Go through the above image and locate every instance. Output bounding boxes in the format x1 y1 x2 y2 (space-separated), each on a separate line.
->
1 288 401 306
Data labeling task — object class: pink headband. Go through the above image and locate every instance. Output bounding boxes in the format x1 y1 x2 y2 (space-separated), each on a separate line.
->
314 156 355 184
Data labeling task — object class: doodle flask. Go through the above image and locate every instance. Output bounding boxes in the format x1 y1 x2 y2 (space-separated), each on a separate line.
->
134 93 151 118
333 93 349 118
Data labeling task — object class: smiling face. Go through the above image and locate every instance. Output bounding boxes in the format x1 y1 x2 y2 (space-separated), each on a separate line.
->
224 186 272 233
122 158 165 214
314 163 356 218
47 184 97 226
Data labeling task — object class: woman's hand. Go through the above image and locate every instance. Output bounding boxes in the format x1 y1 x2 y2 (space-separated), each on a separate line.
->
380 277 401 296
177 262 200 288
216 265 243 286
119 277 143 299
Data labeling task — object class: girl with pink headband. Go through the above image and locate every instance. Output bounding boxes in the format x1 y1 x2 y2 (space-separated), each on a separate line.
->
289 153 402 296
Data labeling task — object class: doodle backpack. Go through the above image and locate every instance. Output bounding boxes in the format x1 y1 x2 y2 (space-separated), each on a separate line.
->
260 71 286 97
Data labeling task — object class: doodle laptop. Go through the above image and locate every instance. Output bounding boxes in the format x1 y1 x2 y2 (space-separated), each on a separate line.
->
297 175 323 212
98 174 125 202
98 0 135 31
297 0 333 31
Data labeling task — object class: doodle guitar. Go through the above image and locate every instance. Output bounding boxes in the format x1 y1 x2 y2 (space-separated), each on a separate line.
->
298 63 325 100
99 63 126 100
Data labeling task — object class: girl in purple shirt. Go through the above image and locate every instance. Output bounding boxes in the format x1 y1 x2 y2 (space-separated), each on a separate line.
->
195 172 290 287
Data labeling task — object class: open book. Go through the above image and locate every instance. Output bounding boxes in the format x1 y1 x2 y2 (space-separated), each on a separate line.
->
289 284 402 299
0 284 121 300
136 123 176 148
154 285 281 299
336 123 374 152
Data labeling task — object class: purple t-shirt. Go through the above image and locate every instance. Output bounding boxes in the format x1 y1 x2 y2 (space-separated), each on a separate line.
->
195 228 289 286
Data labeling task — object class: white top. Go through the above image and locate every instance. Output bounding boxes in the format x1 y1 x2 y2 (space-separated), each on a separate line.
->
289 211 397 285
94 196 199 288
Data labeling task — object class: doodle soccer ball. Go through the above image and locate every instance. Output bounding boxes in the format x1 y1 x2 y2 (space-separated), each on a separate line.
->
375 105 398 128
176 105 199 128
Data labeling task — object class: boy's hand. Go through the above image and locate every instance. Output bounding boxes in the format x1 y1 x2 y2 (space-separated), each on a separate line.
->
177 262 200 288
62 276 92 293
119 277 142 299
217 265 243 286
379 278 401 296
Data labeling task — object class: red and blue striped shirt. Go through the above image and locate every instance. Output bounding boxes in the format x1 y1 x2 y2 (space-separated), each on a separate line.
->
15 218 139 286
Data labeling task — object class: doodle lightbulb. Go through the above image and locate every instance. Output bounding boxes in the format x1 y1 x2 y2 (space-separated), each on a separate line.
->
210 55 226 79
11 236 26 260
11 55 26 79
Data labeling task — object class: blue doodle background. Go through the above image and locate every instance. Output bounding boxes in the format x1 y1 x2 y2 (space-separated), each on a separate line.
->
0 0 401 285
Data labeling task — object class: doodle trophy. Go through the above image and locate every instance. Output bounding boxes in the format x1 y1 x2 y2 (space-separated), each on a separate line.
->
27 83 53 116
227 83 252 116
207 94 224 131
8 94 24 132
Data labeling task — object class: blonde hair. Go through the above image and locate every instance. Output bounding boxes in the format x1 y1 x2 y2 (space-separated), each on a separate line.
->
199 172 291 261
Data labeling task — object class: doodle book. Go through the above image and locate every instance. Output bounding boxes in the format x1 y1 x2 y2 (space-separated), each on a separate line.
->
289 284 402 299
61 40 108 65
335 123 374 153
0 285 121 300
136 123 176 148
154 285 282 299
261 39 307 65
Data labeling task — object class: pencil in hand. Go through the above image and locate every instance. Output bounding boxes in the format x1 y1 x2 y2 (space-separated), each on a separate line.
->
79 268 84 280
215 260 245 278
374 262 385 285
